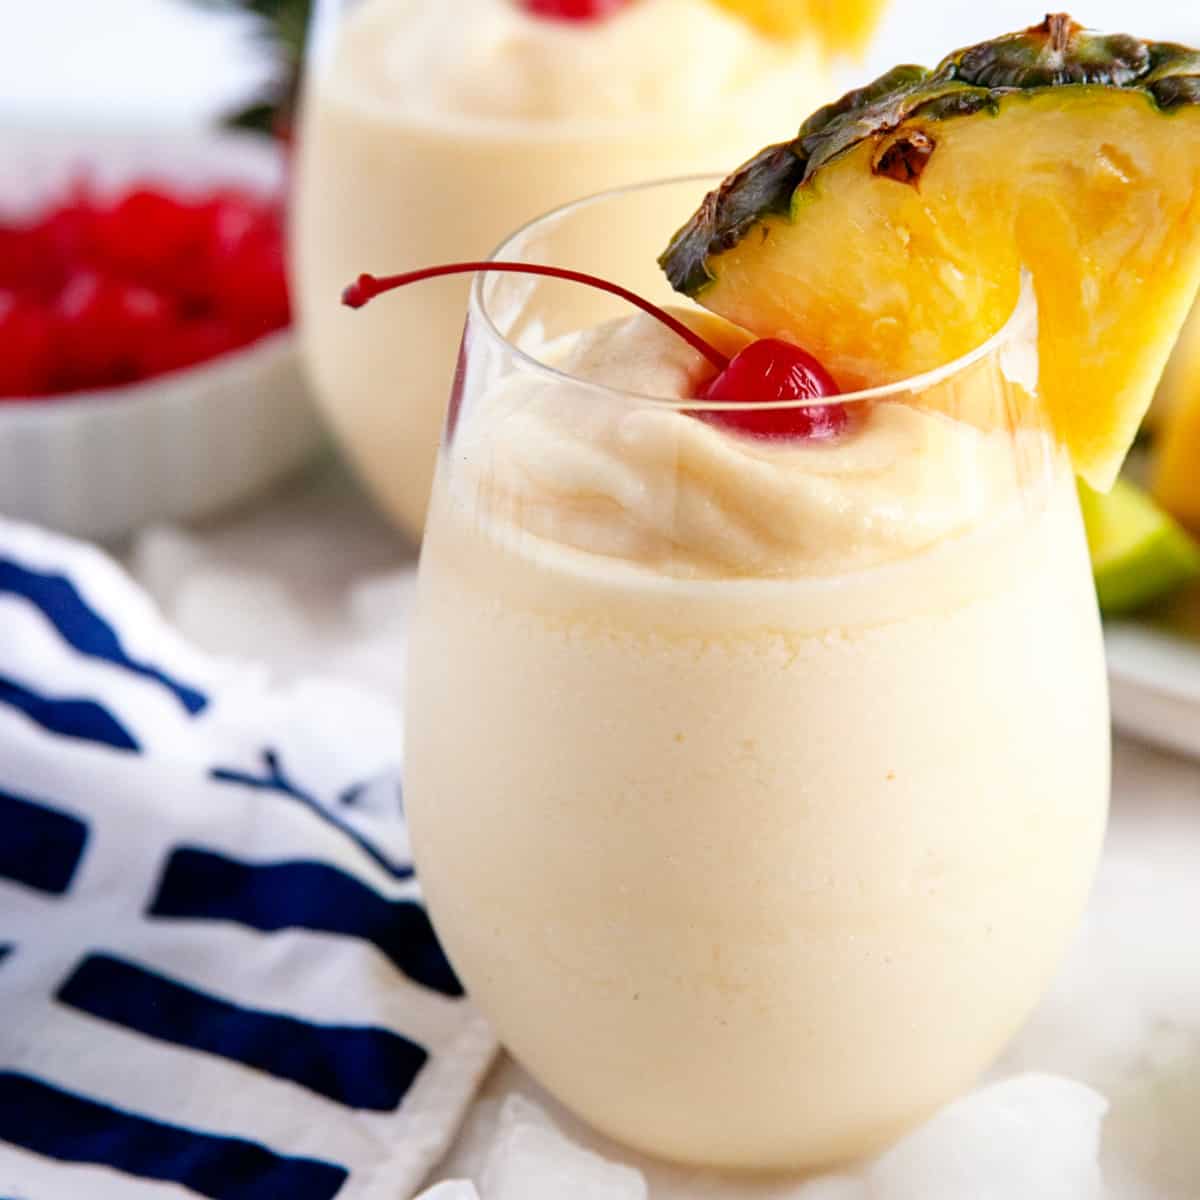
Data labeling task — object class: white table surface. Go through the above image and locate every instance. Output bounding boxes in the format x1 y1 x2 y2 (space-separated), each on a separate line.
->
10 2 1200 1195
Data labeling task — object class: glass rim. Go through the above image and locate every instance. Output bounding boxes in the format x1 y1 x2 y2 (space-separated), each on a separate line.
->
470 174 1036 412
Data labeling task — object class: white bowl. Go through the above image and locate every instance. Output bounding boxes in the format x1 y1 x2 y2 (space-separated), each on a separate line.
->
0 126 325 541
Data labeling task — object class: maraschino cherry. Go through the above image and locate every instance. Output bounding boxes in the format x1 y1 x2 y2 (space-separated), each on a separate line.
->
518 0 635 22
343 262 846 440
702 338 847 439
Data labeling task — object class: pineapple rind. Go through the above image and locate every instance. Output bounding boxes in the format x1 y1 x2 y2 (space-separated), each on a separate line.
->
662 18 1200 294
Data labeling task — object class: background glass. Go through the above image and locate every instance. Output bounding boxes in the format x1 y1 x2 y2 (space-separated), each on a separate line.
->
290 0 838 539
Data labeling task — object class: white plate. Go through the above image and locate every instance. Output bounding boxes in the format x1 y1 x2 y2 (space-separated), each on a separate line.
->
0 125 325 542
1107 621 1200 760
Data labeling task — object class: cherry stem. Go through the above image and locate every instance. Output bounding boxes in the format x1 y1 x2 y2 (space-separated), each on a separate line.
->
342 261 730 372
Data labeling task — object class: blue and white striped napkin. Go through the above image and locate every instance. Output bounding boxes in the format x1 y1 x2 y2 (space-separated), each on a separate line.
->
0 518 496 1199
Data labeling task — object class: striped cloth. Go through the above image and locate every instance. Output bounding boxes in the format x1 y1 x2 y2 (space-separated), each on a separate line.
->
0 518 496 1200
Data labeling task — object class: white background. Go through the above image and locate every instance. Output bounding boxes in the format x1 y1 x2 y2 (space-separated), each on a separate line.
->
2 0 1198 129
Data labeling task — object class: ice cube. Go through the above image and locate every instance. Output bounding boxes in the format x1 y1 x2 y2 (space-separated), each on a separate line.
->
640 1163 867 1200
867 1074 1107 1200
481 1094 647 1200
415 1184 481 1200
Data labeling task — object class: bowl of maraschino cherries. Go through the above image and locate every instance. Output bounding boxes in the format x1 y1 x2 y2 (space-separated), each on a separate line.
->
0 127 323 541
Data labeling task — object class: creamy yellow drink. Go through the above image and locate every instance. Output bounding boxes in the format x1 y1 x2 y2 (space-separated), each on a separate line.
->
404 312 1110 1169
293 0 836 537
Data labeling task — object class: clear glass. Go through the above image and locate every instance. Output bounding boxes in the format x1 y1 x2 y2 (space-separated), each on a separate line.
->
290 0 837 539
404 179 1111 1171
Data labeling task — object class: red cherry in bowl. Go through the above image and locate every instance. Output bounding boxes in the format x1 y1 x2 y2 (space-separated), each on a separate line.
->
0 293 56 398
0 179 292 399
55 270 174 391
518 0 635 21
702 338 847 440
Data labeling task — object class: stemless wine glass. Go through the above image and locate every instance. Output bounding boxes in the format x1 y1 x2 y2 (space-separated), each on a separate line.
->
403 178 1110 1171
290 0 841 539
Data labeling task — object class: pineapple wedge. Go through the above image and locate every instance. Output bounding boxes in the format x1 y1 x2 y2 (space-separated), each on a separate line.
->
1153 303 1200 532
710 0 887 55
1148 296 1200 430
660 15 1200 490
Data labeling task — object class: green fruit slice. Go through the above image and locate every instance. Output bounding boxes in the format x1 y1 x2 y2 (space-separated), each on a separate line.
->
1079 477 1200 616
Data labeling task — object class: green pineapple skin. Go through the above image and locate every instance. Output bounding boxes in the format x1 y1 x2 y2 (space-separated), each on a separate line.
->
660 14 1200 297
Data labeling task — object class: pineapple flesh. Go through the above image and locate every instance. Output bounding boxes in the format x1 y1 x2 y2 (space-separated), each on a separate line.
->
710 0 888 55
660 15 1200 490
1153 298 1200 532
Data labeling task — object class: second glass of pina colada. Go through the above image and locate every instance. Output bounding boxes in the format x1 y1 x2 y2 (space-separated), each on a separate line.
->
294 0 887 538
368 15 1200 1173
